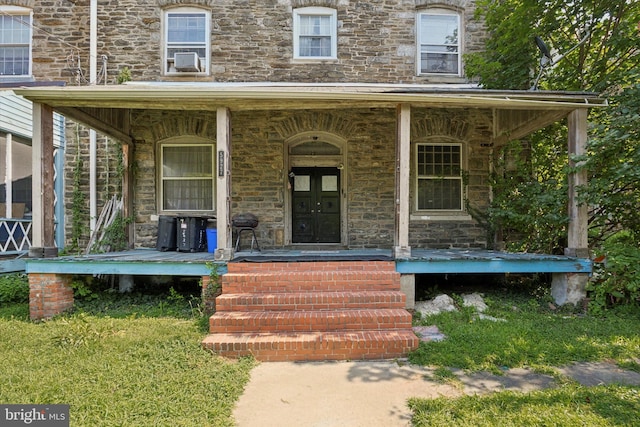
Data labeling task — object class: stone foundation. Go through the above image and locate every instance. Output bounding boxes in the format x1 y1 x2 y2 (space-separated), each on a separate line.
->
551 272 588 306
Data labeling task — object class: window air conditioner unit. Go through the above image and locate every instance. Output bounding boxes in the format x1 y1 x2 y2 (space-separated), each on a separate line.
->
174 52 201 72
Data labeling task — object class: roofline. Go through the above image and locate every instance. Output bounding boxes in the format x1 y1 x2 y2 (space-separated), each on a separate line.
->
13 82 608 110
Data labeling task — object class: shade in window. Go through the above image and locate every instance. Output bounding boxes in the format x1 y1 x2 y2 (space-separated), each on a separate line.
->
294 8 337 59
418 12 460 75
161 145 214 211
165 9 209 73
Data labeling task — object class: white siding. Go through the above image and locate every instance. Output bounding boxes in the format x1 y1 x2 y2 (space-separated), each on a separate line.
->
0 91 65 147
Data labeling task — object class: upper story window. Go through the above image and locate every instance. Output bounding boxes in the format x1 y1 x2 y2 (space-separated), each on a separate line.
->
293 7 337 60
417 11 460 76
416 143 463 211
0 6 32 78
164 8 210 75
160 143 215 212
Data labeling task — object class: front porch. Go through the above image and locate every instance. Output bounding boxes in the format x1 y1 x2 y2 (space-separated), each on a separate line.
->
25 247 591 277
25 248 591 360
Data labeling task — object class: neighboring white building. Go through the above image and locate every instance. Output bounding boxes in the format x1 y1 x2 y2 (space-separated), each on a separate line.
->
0 90 65 258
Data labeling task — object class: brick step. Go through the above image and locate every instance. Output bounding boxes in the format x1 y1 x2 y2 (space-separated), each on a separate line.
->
209 309 412 333
201 330 420 362
215 291 407 312
226 260 397 273
221 270 400 293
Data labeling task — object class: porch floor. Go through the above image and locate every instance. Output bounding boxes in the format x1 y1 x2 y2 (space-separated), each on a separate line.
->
24 247 592 276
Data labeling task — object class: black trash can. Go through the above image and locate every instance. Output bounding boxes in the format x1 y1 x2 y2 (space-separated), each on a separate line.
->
177 217 208 252
156 216 177 252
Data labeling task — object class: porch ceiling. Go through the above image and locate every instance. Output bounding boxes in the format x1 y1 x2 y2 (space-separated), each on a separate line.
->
14 83 607 144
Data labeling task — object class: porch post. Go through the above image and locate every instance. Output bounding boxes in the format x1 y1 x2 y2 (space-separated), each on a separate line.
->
552 108 589 305
31 102 56 251
5 132 13 217
393 103 411 258
122 142 135 248
215 107 233 260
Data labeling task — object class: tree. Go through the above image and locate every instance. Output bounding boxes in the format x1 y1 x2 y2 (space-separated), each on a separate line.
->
468 1 640 308
466 0 640 92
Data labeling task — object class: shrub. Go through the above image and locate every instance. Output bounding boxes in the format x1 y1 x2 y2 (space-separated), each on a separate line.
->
0 273 29 304
588 232 640 314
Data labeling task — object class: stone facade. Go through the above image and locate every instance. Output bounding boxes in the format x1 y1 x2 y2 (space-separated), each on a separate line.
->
23 0 485 85
18 0 495 250
126 106 491 249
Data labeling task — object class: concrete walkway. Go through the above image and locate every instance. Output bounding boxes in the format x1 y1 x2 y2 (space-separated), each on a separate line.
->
233 360 640 427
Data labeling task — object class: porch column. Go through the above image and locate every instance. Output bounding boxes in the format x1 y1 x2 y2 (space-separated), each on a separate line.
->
552 108 589 305
122 142 135 248
31 102 56 251
4 132 13 217
215 107 233 260
393 103 411 258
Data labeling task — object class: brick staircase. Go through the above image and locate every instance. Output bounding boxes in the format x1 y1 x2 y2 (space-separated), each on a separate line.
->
201 261 419 361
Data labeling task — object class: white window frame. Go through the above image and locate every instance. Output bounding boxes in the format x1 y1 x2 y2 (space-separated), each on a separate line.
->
159 142 216 213
415 142 464 212
163 7 210 75
293 7 337 61
417 10 461 76
0 6 32 78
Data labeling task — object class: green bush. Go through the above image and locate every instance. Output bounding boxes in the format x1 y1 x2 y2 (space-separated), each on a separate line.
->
588 232 640 314
0 273 29 304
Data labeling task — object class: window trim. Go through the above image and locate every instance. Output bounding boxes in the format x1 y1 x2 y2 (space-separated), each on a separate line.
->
293 7 338 61
159 141 216 214
163 7 210 76
416 10 461 77
0 6 33 78
415 142 465 212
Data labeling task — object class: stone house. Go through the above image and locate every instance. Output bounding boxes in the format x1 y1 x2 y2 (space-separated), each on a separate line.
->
7 0 604 360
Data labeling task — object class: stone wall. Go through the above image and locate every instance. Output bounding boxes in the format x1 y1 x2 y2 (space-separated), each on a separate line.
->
125 107 492 249
19 0 491 250
24 0 485 85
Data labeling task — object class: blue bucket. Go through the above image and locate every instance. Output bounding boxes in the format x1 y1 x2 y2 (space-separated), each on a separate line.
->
206 228 217 253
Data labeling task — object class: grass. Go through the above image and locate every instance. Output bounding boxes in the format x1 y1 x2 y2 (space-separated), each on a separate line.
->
0 289 255 427
409 292 640 373
409 384 640 426
408 289 640 426
2 279 639 426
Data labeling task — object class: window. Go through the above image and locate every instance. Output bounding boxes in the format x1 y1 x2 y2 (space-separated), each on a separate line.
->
417 11 460 75
293 7 337 60
0 7 32 77
416 143 463 210
161 144 215 212
164 8 210 74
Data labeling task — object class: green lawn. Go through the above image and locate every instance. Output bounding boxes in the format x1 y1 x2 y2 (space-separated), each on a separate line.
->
408 291 640 426
0 298 254 427
1 284 639 427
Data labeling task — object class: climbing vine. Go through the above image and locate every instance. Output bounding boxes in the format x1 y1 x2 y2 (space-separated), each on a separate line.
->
68 124 89 253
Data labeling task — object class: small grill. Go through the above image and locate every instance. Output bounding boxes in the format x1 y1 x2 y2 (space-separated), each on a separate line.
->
232 213 260 252
232 213 259 228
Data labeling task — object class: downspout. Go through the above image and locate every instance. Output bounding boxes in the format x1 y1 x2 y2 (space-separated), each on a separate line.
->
89 0 97 232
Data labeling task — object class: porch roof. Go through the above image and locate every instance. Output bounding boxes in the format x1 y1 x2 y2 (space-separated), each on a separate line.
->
15 82 606 111
14 82 607 147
